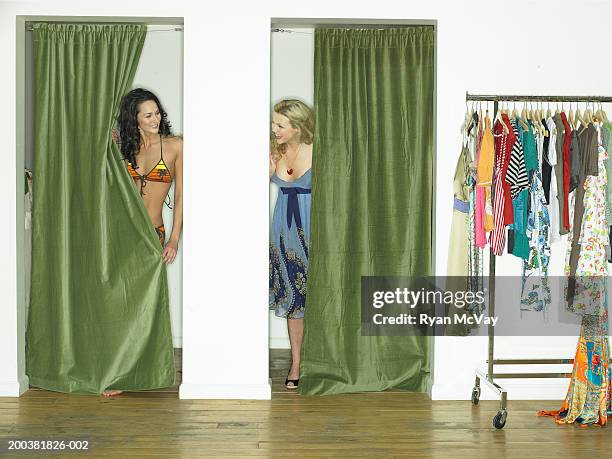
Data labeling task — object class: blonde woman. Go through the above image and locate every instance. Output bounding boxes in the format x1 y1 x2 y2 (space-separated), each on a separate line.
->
269 99 314 390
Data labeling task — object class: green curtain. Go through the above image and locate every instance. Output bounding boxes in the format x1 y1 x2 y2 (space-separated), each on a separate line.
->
26 24 175 394
299 27 435 395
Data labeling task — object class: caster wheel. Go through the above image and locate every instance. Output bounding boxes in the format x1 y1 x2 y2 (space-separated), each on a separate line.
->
493 410 507 429
471 387 481 405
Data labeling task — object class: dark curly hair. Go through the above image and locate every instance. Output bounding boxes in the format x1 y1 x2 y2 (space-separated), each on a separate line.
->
117 88 172 166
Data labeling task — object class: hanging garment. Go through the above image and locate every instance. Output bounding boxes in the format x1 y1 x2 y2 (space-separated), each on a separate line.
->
25 170 33 328
567 124 600 295
508 119 533 260
475 117 488 248
546 117 561 242
477 115 495 233
520 126 551 313
569 130 580 192
553 113 568 235
504 117 522 255
467 118 485 299
447 144 476 336
539 128 610 426
269 170 311 319
505 119 529 199
562 112 573 232
491 114 516 256
541 118 553 204
604 122 612 227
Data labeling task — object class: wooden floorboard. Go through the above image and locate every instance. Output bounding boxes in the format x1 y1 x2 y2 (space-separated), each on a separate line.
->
0 349 609 457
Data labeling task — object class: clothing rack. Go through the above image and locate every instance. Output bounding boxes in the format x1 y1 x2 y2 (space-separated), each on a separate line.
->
465 92 612 429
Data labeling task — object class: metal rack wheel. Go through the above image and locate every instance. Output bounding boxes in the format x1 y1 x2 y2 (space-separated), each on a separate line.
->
493 410 507 429
471 387 481 405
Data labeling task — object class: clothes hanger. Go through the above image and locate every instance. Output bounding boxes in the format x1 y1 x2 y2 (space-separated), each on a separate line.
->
568 101 575 129
598 101 609 123
494 100 509 134
575 101 581 129
585 102 594 124
540 102 549 136
537 102 546 135
462 100 471 133
528 102 539 133
546 101 552 119
536 102 545 134
519 102 529 131
595 101 604 123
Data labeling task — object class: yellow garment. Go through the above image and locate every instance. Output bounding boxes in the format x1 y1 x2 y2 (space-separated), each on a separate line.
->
477 115 495 232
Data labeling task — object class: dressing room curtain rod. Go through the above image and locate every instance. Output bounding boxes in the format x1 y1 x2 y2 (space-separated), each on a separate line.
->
25 24 183 32
272 24 425 33
271 28 312 34
466 92 612 103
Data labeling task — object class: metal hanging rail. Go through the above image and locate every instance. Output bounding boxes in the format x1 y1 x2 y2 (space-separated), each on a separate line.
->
466 92 612 103
464 92 612 430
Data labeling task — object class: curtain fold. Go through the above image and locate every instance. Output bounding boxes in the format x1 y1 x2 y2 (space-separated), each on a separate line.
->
26 23 175 394
299 27 435 395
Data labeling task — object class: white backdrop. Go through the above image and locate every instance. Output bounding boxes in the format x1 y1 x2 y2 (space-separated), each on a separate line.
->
1 0 611 400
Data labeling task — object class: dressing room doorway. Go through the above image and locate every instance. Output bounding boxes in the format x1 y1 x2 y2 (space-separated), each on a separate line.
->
17 16 184 396
269 18 436 396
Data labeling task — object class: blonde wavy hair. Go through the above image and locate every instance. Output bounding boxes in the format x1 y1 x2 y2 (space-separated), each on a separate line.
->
270 99 315 161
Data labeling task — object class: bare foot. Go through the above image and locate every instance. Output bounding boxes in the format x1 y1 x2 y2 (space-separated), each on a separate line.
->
102 390 124 397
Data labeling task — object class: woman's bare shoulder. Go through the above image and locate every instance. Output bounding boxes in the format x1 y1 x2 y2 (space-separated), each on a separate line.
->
164 135 183 155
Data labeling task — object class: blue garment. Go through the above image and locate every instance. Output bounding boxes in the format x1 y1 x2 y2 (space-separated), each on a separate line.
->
269 169 312 319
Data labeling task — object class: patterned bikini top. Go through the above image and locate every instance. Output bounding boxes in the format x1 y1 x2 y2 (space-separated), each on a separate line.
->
126 135 172 195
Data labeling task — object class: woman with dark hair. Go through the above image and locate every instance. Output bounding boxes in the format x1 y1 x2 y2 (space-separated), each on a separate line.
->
104 88 183 396
118 88 183 260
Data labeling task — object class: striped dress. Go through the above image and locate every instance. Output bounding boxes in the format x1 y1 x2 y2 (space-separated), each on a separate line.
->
491 114 516 256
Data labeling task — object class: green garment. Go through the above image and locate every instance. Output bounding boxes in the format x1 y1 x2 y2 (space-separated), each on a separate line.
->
299 27 434 395
26 24 175 394
523 121 538 172
511 189 530 259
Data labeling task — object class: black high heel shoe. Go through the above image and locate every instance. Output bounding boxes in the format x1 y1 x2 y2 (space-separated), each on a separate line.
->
285 378 299 390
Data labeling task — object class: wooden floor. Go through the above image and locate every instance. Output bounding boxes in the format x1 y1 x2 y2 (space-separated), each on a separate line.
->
1 350 610 458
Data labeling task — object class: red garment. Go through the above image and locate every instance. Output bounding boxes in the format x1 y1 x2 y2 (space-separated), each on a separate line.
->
490 114 516 255
561 112 571 232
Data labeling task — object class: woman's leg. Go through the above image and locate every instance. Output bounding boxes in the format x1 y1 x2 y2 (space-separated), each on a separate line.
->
286 318 304 386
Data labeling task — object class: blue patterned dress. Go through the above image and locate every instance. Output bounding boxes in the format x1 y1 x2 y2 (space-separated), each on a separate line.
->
269 169 311 319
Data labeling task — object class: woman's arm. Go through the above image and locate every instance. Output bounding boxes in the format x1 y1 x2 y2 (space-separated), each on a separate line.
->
163 138 183 264
270 153 277 180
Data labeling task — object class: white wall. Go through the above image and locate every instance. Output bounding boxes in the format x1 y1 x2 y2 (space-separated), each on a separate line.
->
1 0 611 401
269 28 314 349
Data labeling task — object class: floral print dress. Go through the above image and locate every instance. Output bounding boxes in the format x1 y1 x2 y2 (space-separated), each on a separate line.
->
539 125 611 426
521 127 551 313
269 169 312 319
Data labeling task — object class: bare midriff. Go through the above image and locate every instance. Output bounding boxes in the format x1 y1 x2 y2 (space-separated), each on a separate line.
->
133 180 172 228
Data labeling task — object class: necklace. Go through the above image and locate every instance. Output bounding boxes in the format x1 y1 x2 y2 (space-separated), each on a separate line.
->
285 143 302 176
